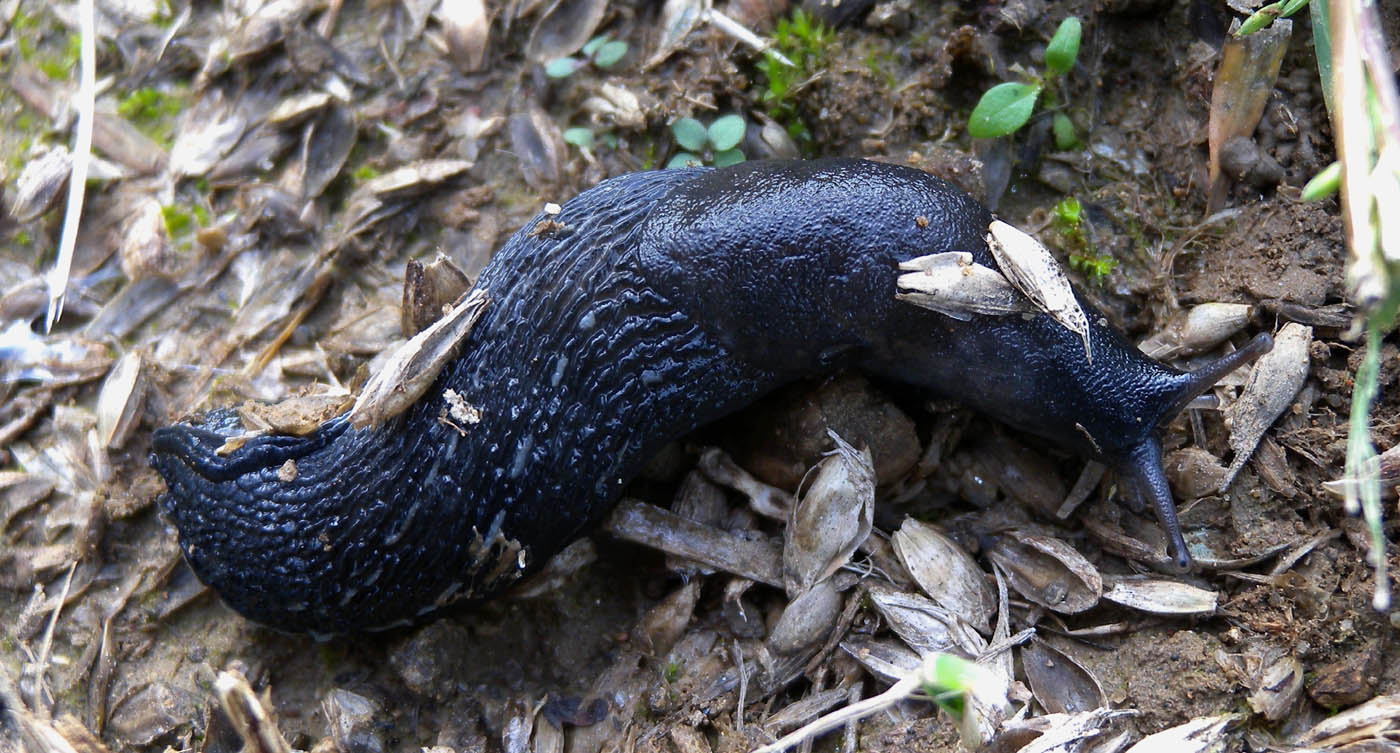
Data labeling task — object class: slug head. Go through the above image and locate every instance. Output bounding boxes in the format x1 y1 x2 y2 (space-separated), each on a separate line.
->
1115 332 1273 570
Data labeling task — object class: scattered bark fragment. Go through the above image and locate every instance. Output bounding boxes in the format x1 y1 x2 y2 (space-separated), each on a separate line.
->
349 288 489 428
1138 303 1253 360
890 517 995 634
1125 714 1242 753
95 350 145 450
12 146 72 223
1307 641 1382 709
895 251 1030 320
1220 322 1312 492
1101 576 1219 616
238 390 353 436
985 531 1102 614
214 671 293 753
402 253 475 337
782 432 873 596
1022 639 1107 714
1246 653 1303 721
605 500 782 588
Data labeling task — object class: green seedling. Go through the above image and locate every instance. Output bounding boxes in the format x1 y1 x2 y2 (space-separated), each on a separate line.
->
34 32 82 80
755 9 832 148
1051 197 1116 285
160 200 211 253
1068 251 1117 285
351 164 379 183
968 17 1081 145
562 126 618 154
1053 196 1084 229
563 127 595 150
1322 0 1400 611
919 654 993 720
117 86 184 145
753 652 1009 753
161 203 208 238
666 114 746 168
545 35 629 78
1236 0 1309 35
1301 160 1341 201
1051 111 1080 150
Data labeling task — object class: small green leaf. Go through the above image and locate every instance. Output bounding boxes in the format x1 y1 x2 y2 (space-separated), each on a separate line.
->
544 58 579 78
582 36 607 57
563 127 595 149
593 40 628 68
708 114 746 151
713 148 746 167
672 118 708 152
922 654 984 704
967 82 1040 139
1237 7 1275 35
1045 17 1081 76
161 204 197 236
1301 160 1341 201
667 152 702 169
1053 197 1083 228
1052 111 1079 150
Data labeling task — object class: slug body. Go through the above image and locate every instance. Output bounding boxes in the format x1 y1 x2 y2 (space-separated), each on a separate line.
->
152 159 1266 633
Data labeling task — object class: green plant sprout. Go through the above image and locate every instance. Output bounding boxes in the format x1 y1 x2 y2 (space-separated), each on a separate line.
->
752 653 1009 753
545 35 628 78
161 203 208 237
31 32 83 81
666 114 746 168
117 86 184 145
968 16 1081 147
1321 0 1400 610
562 126 617 154
1050 197 1116 285
1236 0 1309 36
351 164 379 183
1301 159 1342 200
755 9 833 147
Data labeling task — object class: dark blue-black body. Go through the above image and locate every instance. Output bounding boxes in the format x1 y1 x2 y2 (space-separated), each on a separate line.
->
151 159 1267 633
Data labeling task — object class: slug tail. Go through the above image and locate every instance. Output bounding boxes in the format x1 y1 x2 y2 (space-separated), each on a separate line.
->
1123 438 1193 571
1161 332 1274 422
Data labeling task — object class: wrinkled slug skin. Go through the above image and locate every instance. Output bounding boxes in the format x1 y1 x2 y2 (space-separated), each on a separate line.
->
151 159 1203 633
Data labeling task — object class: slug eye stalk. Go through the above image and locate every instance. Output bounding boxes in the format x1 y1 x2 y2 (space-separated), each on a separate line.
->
1122 438 1192 571
1162 332 1275 424
1123 331 1275 570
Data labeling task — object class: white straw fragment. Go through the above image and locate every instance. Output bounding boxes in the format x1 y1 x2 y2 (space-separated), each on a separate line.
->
45 0 97 333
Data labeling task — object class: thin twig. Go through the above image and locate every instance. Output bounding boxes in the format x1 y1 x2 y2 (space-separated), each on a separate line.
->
704 8 796 67
751 672 925 753
31 562 77 720
733 639 748 731
44 0 97 332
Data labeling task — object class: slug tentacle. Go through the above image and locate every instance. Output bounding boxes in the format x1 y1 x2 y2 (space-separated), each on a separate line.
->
1160 332 1275 422
1121 436 1192 571
152 158 1268 633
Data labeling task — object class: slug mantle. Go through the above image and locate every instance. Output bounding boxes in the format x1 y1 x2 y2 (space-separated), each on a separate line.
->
151 158 1270 633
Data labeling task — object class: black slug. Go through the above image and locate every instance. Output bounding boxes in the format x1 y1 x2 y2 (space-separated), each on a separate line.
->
151 158 1270 633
